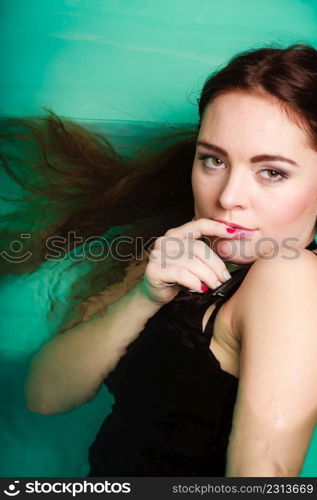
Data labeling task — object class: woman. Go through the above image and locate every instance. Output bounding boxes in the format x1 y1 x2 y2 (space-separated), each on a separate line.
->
7 43 317 476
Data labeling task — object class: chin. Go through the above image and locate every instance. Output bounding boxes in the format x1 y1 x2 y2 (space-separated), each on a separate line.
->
210 238 256 264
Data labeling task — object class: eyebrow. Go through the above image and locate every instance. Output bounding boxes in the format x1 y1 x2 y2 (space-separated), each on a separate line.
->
196 141 300 167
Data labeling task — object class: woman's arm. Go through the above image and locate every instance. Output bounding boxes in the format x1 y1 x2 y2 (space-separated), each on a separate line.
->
226 249 317 477
25 277 162 416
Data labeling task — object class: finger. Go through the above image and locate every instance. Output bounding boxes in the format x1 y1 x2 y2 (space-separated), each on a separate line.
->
147 263 206 293
190 239 232 283
180 254 222 290
164 217 240 241
149 252 222 290
152 236 232 284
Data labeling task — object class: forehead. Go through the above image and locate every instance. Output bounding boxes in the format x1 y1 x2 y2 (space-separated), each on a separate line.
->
198 91 311 152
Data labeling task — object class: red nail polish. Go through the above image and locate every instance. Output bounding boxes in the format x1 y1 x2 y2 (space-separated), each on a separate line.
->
226 227 236 233
201 284 209 292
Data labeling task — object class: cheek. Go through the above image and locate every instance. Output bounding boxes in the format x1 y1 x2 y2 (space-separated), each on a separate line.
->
193 186 219 212
191 167 201 196
191 169 219 208
268 190 317 226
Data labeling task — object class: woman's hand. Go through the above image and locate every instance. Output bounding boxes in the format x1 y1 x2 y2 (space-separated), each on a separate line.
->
140 217 238 305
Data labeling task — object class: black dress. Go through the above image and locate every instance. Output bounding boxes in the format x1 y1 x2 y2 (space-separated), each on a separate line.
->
88 239 317 477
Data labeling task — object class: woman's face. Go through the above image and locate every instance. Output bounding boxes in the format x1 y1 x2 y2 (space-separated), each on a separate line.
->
191 91 317 264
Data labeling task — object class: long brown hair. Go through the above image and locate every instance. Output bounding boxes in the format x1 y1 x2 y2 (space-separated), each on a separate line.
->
1 43 317 327
0 112 197 325
198 43 317 144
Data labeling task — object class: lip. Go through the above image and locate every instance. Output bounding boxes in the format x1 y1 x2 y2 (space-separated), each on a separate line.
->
215 219 256 231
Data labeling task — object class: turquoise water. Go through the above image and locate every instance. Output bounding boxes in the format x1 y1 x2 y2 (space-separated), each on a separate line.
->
2 0 317 122
1 0 316 477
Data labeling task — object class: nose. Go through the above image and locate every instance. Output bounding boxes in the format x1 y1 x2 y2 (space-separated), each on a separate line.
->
217 167 248 210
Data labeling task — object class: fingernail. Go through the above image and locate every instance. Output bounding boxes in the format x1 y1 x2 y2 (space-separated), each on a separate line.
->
223 270 231 280
215 280 222 288
201 284 209 292
226 227 236 234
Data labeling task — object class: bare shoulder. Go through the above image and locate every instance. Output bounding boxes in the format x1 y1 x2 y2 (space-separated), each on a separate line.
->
226 247 317 476
245 245 317 287
246 246 317 284
231 246 317 337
